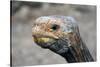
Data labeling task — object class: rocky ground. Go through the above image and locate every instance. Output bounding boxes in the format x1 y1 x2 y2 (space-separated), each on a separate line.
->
11 1 96 66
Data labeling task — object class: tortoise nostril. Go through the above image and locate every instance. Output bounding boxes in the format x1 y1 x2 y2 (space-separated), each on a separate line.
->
32 35 36 38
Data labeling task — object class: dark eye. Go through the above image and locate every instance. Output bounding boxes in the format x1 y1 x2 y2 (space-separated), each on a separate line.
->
51 24 60 31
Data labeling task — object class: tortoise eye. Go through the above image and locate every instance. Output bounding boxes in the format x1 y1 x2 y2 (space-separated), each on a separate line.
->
51 24 60 31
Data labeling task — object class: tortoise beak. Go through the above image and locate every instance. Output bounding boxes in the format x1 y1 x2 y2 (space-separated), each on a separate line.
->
32 26 59 48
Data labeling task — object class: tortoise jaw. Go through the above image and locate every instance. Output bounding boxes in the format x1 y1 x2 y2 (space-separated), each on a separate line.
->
33 37 57 48
33 37 54 43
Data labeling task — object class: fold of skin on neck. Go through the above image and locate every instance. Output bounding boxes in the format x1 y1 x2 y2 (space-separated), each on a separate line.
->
47 30 94 63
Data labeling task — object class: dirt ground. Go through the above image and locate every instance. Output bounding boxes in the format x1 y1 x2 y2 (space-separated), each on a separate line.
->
11 1 96 66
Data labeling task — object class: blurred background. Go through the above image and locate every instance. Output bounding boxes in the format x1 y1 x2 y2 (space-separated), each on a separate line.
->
11 0 96 66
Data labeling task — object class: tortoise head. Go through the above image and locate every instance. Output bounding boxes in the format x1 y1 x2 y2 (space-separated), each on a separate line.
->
32 16 79 54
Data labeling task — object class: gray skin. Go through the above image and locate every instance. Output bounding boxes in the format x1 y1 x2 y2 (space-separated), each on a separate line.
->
32 16 94 63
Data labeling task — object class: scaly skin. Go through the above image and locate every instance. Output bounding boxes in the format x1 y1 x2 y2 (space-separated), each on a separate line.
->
32 16 94 63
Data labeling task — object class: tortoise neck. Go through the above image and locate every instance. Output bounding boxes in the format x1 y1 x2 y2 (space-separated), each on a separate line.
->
60 48 78 63
60 40 94 63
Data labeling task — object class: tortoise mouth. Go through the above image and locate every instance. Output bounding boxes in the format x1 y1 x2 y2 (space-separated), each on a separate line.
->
33 36 69 51
33 36 70 54
33 36 57 48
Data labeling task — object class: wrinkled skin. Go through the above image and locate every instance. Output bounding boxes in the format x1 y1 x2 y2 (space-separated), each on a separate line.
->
32 16 94 62
32 16 76 53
